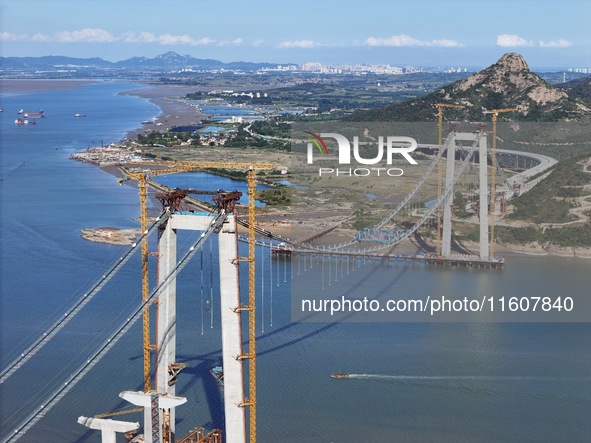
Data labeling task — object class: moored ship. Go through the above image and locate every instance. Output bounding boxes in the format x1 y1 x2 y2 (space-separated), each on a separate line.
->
18 109 45 118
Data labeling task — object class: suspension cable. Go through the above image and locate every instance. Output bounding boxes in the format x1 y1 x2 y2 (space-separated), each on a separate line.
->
2 212 227 443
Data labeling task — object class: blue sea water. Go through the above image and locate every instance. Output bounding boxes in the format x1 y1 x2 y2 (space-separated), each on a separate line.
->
196 101 263 122
199 126 226 134
0 83 590 443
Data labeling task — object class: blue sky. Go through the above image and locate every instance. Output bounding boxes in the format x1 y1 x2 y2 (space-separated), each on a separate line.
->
1 0 589 69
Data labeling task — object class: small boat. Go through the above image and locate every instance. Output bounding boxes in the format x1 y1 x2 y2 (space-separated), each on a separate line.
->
330 373 349 379
74 113 86 118
210 366 224 386
19 109 44 117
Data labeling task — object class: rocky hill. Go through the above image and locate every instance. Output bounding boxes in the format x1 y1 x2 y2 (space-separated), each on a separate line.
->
351 53 591 122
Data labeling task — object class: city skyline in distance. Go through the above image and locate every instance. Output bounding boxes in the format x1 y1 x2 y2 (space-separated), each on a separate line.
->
1 0 589 69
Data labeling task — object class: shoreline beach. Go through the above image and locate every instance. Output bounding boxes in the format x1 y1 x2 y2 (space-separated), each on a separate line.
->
119 83 206 140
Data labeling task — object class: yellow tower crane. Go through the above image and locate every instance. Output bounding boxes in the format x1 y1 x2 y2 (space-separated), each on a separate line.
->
122 160 274 443
436 104 464 255
483 108 516 258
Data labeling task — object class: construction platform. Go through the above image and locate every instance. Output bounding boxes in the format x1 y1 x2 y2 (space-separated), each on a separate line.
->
287 251 505 270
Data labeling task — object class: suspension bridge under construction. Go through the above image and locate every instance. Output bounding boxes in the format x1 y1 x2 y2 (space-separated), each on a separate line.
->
0 122 557 443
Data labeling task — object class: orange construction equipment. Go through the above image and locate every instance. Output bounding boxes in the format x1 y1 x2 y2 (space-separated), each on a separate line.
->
436 104 465 255
484 108 516 257
122 160 273 443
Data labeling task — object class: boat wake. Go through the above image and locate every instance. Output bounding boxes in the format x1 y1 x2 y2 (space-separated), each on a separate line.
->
0 161 27 182
347 374 590 382
337 374 591 405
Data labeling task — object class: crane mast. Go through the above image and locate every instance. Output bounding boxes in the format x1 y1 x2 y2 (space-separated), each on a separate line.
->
436 104 464 255
483 108 516 257
123 161 273 443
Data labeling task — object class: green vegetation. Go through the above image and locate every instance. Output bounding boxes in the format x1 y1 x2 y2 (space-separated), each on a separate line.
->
352 206 383 231
495 224 591 248
510 199 574 224
453 191 474 218
223 123 290 150
557 77 591 106
495 226 542 244
186 73 471 117
135 122 290 151
256 187 290 206
556 187 586 198
248 120 291 138
137 131 194 147
492 154 591 247
525 167 554 184
456 223 591 248
544 224 591 247
508 155 589 224
204 168 247 179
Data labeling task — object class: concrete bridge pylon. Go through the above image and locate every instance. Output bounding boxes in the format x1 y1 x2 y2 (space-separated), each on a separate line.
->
441 132 489 260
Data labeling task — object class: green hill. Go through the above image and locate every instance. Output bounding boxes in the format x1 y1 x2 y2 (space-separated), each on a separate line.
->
557 75 591 107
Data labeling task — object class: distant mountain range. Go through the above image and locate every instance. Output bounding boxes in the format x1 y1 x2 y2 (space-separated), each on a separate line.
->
0 51 290 71
351 53 591 122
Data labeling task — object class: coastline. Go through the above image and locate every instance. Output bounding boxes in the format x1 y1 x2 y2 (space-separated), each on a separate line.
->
58 80 590 259
0 78 206 140
119 83 206 141
80 227 140 246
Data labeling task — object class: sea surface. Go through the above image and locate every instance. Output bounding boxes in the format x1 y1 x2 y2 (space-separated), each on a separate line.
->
1 83 590 443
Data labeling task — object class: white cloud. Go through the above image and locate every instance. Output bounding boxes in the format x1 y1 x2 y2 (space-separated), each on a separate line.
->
54 28 117 43
277 40 317 49
217 38 244 47
158 34 214 46
496 34 572 48
121 32 158 43
0 32 33 42
30 33 51 42
364 35 464 48
0 28 216 46
538 39 572 48
365 35 418 47
496 34 533 47
121 32 215 46
431 39 465 48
